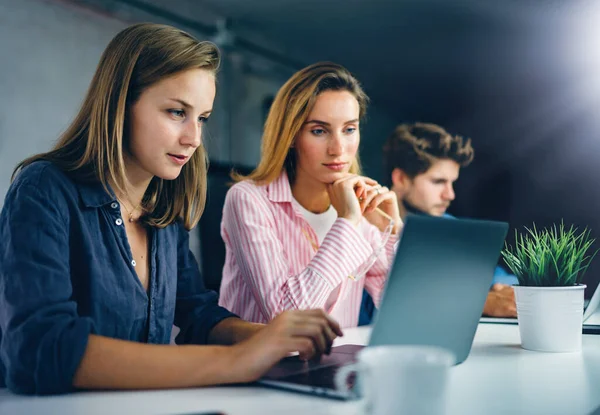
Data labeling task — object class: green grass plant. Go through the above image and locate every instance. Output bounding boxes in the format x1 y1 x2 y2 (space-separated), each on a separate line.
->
502 223 598 287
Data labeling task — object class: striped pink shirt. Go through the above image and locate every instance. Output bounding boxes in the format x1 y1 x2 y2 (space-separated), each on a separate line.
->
218 171 398 328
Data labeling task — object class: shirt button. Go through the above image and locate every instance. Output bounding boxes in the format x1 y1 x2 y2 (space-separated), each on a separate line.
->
131 260 137 267
111 202 118 209
115 218 123 226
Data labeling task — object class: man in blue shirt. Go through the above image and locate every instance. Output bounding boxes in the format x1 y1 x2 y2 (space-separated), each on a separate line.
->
359 122 517 325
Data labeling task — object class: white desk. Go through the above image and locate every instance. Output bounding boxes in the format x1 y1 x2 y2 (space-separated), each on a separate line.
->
1 324 600 415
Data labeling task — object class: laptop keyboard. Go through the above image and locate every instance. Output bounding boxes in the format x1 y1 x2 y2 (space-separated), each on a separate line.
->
262 344 363 390
278 364 356 389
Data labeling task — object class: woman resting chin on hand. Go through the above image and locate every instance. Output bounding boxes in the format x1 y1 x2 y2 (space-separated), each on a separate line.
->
218 62 402 329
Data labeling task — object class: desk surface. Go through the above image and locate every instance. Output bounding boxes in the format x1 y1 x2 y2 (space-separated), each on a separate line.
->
1 324 599 415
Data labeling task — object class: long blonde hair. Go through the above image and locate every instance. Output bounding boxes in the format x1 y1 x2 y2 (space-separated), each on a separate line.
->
13 23 220 230
233 62 369 184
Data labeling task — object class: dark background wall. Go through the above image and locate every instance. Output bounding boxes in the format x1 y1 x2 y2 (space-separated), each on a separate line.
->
3 0 600 295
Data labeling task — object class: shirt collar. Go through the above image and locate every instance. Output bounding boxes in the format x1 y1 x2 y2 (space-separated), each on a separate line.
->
266 170 294 204
402 199 427 216
77 179 117 208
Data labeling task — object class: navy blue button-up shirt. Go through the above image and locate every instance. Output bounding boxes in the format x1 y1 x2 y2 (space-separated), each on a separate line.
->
0 161 236 395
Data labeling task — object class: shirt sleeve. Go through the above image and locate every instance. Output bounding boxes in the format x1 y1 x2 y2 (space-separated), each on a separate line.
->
173 222 238 345
222 186 374 320
0 178 94 395
492 265 519 286
363 224 399 308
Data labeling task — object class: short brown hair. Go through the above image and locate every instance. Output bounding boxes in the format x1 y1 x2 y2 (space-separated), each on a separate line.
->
233 61 369 184
383 122 474 180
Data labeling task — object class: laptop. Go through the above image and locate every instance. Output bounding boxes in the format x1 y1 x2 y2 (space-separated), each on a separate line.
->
480 280 600 326
258 215 509 399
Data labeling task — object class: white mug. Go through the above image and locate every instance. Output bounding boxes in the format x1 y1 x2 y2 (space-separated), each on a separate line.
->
335 345 455 415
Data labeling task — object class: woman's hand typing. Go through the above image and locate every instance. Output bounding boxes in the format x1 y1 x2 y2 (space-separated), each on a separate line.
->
228 309 343 383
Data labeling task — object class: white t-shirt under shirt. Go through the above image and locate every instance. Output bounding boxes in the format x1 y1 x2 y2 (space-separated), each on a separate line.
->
292 198 341 311
292 198 338 245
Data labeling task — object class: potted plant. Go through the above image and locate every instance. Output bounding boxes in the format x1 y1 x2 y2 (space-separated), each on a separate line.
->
502 223 598 352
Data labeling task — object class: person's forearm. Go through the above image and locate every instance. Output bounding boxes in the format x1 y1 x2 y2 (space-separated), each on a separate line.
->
208 317 264 345
73 334 237 390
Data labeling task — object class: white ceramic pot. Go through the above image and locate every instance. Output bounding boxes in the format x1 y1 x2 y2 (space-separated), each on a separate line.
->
514 284 586 352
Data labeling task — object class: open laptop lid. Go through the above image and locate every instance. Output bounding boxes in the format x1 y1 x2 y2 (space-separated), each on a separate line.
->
370 215 509 364
584 280 600 321
258 216 509 400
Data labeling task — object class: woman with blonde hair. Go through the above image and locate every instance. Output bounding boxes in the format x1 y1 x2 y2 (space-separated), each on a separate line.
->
0 23 341 395
219 62 402 328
